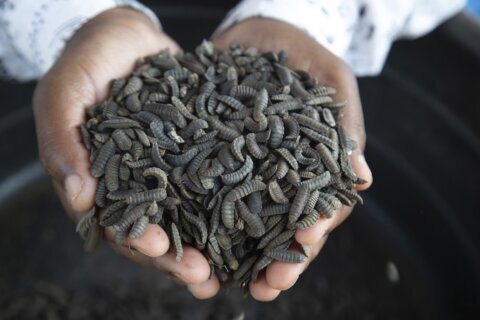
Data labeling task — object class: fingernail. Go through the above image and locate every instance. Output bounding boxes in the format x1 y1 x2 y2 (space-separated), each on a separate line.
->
357 154 371 176
64 173 82 204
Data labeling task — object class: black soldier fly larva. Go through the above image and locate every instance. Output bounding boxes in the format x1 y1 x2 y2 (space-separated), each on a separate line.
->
76 40 366 288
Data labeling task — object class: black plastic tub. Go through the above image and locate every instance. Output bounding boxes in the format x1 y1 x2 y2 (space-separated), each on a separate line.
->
0 4 479 319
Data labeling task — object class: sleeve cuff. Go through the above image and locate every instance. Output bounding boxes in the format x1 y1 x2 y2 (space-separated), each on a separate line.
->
215 0 359 68
215 0 466 77
0 0 160 81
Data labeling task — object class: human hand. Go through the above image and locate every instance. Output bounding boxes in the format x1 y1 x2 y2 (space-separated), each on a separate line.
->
33 8 218 299
213 18 373 301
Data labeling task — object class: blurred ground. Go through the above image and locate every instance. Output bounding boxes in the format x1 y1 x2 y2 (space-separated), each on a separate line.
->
0 176 419 320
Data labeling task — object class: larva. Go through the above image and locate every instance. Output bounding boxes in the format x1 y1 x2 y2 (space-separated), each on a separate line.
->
288 186 310 225
113 202 150 232
75 207 96 240
122 76 143 97
125 93 142 112
264 98 303 115
170 222 183 262
268 115 284 149
263 230 296 250
91 139 116 178
295 209 320 230
268 180 289 204
143 167 168 188
95 178 108 208
236 200 265 238
246 133 268 159
275 148 299 170
128 215 149 239
105 154 121 192
230 135 246 162
299 171 331 192
125 188 167 204
181 207 208 246
264 248 306 263
112 129 132 151
221 155 253 185
315 143 340 174
97 118 142 130
257 217 287 249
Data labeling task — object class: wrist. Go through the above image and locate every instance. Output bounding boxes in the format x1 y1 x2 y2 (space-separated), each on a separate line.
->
60 7 177 65
73 7 162 46
89 7 159 32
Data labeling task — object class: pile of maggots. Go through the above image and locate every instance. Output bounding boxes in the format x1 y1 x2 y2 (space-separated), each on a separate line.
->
76 40 365 287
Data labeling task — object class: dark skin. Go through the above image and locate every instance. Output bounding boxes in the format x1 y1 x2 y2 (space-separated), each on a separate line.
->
213 18 372 301
33 9 372 301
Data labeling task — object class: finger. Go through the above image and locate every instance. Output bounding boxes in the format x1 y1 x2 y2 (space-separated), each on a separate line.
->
33 69 102 214
52 179 94 222
104 224 169 257
187 276 221 299
110 231 210 285
264 237 327 291
151 245 211 285
112 242 156 268
352 149 373 191
295 205 351 245
249 275 281 302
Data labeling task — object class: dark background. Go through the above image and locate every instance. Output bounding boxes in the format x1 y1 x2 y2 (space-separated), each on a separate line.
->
0 2 479 319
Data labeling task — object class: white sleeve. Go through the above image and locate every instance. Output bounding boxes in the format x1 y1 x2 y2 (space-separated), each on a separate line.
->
215 0 466 76
0 0 161 81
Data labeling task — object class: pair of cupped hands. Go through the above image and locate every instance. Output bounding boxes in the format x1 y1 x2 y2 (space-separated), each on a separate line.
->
33 8 372 301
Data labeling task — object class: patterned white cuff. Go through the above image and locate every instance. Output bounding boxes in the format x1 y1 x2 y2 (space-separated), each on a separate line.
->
0 0 160 81
215 0 466 76
215 0 359 70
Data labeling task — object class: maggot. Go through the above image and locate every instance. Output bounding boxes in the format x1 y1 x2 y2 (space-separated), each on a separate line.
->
275 148 299 170
121 76 143 97
105 154 121 192
315 143 340 174
299 171 331 191
222 180 266 229
112 129 132 151
246 133 268 159
268 115 284 149
295 209 321 230
236 200 265 238
268 180 289 204
143 167 168 188
257 217 287 249
75 207 96 240
113 202 150 232
128 216 149 239
288 186 310 225
230 135 245 162
125 188 167 204
221 155 254 185
170 222 183 262
91 139 116 178
95 178 108 207
264 248 306 263
264 98 302 115
205 116 239 141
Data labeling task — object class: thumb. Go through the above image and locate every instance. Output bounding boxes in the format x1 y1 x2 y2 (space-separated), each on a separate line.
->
33 66 98 216
329 64 373 191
